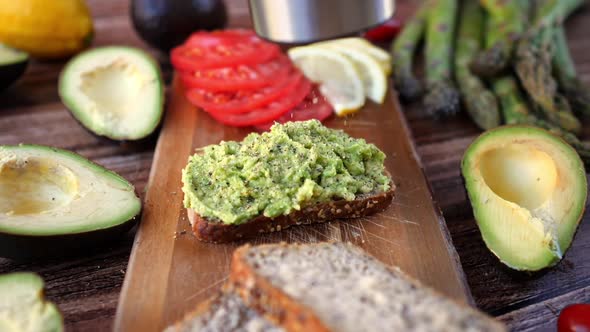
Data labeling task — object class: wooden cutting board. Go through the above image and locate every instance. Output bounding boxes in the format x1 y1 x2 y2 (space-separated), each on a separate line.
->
114 77 473 332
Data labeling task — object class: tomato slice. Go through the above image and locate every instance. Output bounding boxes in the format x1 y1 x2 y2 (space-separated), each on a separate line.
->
363 18 403 42
203 79 312 127
179 55 292 91
255 86 333 131
171 30 280 71
186 70 302 114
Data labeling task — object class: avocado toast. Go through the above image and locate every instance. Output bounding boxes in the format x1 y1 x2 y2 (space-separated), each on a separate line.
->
181 120 394 242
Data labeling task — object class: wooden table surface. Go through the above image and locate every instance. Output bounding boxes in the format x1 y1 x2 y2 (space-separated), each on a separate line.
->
1 1 589 331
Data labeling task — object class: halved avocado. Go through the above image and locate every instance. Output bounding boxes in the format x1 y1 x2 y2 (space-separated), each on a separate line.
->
462 126 587 271
0 43 28 92
0 144 141 259
58 46 164 141
0 272 63 332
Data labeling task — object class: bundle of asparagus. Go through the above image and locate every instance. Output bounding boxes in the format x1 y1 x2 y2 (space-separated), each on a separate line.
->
391 0 590 163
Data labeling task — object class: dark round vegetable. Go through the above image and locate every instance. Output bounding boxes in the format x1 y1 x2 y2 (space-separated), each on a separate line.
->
0 43 28 93
131 0 227 53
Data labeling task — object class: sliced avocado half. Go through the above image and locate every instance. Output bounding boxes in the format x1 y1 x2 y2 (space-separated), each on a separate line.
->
0 272 63 332
462 126 587 271
0 43 28 92
0 144 141 259
59 46 164 141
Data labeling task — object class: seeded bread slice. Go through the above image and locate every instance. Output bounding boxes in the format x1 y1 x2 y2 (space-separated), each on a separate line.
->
187 182 395 243
164 289 283 332
230 242 506 332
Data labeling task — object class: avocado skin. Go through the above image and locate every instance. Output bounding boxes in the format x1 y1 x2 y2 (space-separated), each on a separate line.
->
463 170 553 277
0 217 137 260
58 46 165 141
461 125 587 271
69 110 162 146
0 59 28 92
131 0 227 52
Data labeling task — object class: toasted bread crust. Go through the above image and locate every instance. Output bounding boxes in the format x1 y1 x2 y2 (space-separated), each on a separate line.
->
230 245 332 332
229 243 506 332
187 184 395 243
165 283 283 332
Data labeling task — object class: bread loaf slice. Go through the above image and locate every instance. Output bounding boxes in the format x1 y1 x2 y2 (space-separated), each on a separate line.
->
230 242 506 332
164 289 283 332
188 185 394 243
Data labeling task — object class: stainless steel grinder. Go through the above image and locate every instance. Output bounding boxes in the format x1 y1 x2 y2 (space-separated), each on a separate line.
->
247 0 396 43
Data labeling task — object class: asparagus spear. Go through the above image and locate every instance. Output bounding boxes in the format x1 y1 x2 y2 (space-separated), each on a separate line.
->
493 75 590 164
514 0 582 134
423 0 461 117
525 117 590 165
471 1 529 77
455 0 500 129
552 25 590 116
553 26 577 85
492 75 530 125
391 4 429 101
532 0 585 27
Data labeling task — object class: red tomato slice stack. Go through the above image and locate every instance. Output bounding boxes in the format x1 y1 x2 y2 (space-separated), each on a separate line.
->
171 29 333 128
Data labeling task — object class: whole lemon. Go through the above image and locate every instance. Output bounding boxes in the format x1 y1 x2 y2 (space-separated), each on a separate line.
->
0 0 93 59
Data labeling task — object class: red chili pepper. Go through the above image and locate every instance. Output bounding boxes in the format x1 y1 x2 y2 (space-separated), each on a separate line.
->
558 304 590 332
363 18 403 42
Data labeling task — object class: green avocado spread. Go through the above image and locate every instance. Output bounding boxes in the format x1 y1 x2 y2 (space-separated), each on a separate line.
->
182 120 390 225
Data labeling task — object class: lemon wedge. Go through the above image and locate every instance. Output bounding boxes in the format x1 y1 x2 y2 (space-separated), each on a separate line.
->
288 46 365 116
318 44 387 104
320 37 392 75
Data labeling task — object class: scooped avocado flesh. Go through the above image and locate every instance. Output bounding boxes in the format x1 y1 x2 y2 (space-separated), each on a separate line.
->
59 46 164 140
462 126 587 271
0 145 141 236
182 120 391 225
0 273 63 332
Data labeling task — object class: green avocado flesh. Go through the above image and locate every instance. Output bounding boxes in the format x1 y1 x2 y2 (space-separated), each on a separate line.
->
0 273 63 332
0 144 141 236
462 126 587 271
182 120 391 225
0 44 28 66
58 46 164 141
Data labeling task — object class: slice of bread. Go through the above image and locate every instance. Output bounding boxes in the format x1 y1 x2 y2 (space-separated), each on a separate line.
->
187 183 394 243
230 242 506 332
164 289 283 332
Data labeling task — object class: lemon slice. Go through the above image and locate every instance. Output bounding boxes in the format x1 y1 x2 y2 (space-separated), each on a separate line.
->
320 37 392 75
318 44 387 104
288 46 365 116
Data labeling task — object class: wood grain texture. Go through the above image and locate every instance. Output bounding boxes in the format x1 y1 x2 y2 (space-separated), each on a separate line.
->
114 79 199 332
115 77 473 331
0 0 589 331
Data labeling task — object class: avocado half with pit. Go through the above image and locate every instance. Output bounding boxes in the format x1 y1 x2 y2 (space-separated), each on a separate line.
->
0 272 63 332
59 46 164 141
0 144 141 259
462 126 587 271
0 43 28 92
